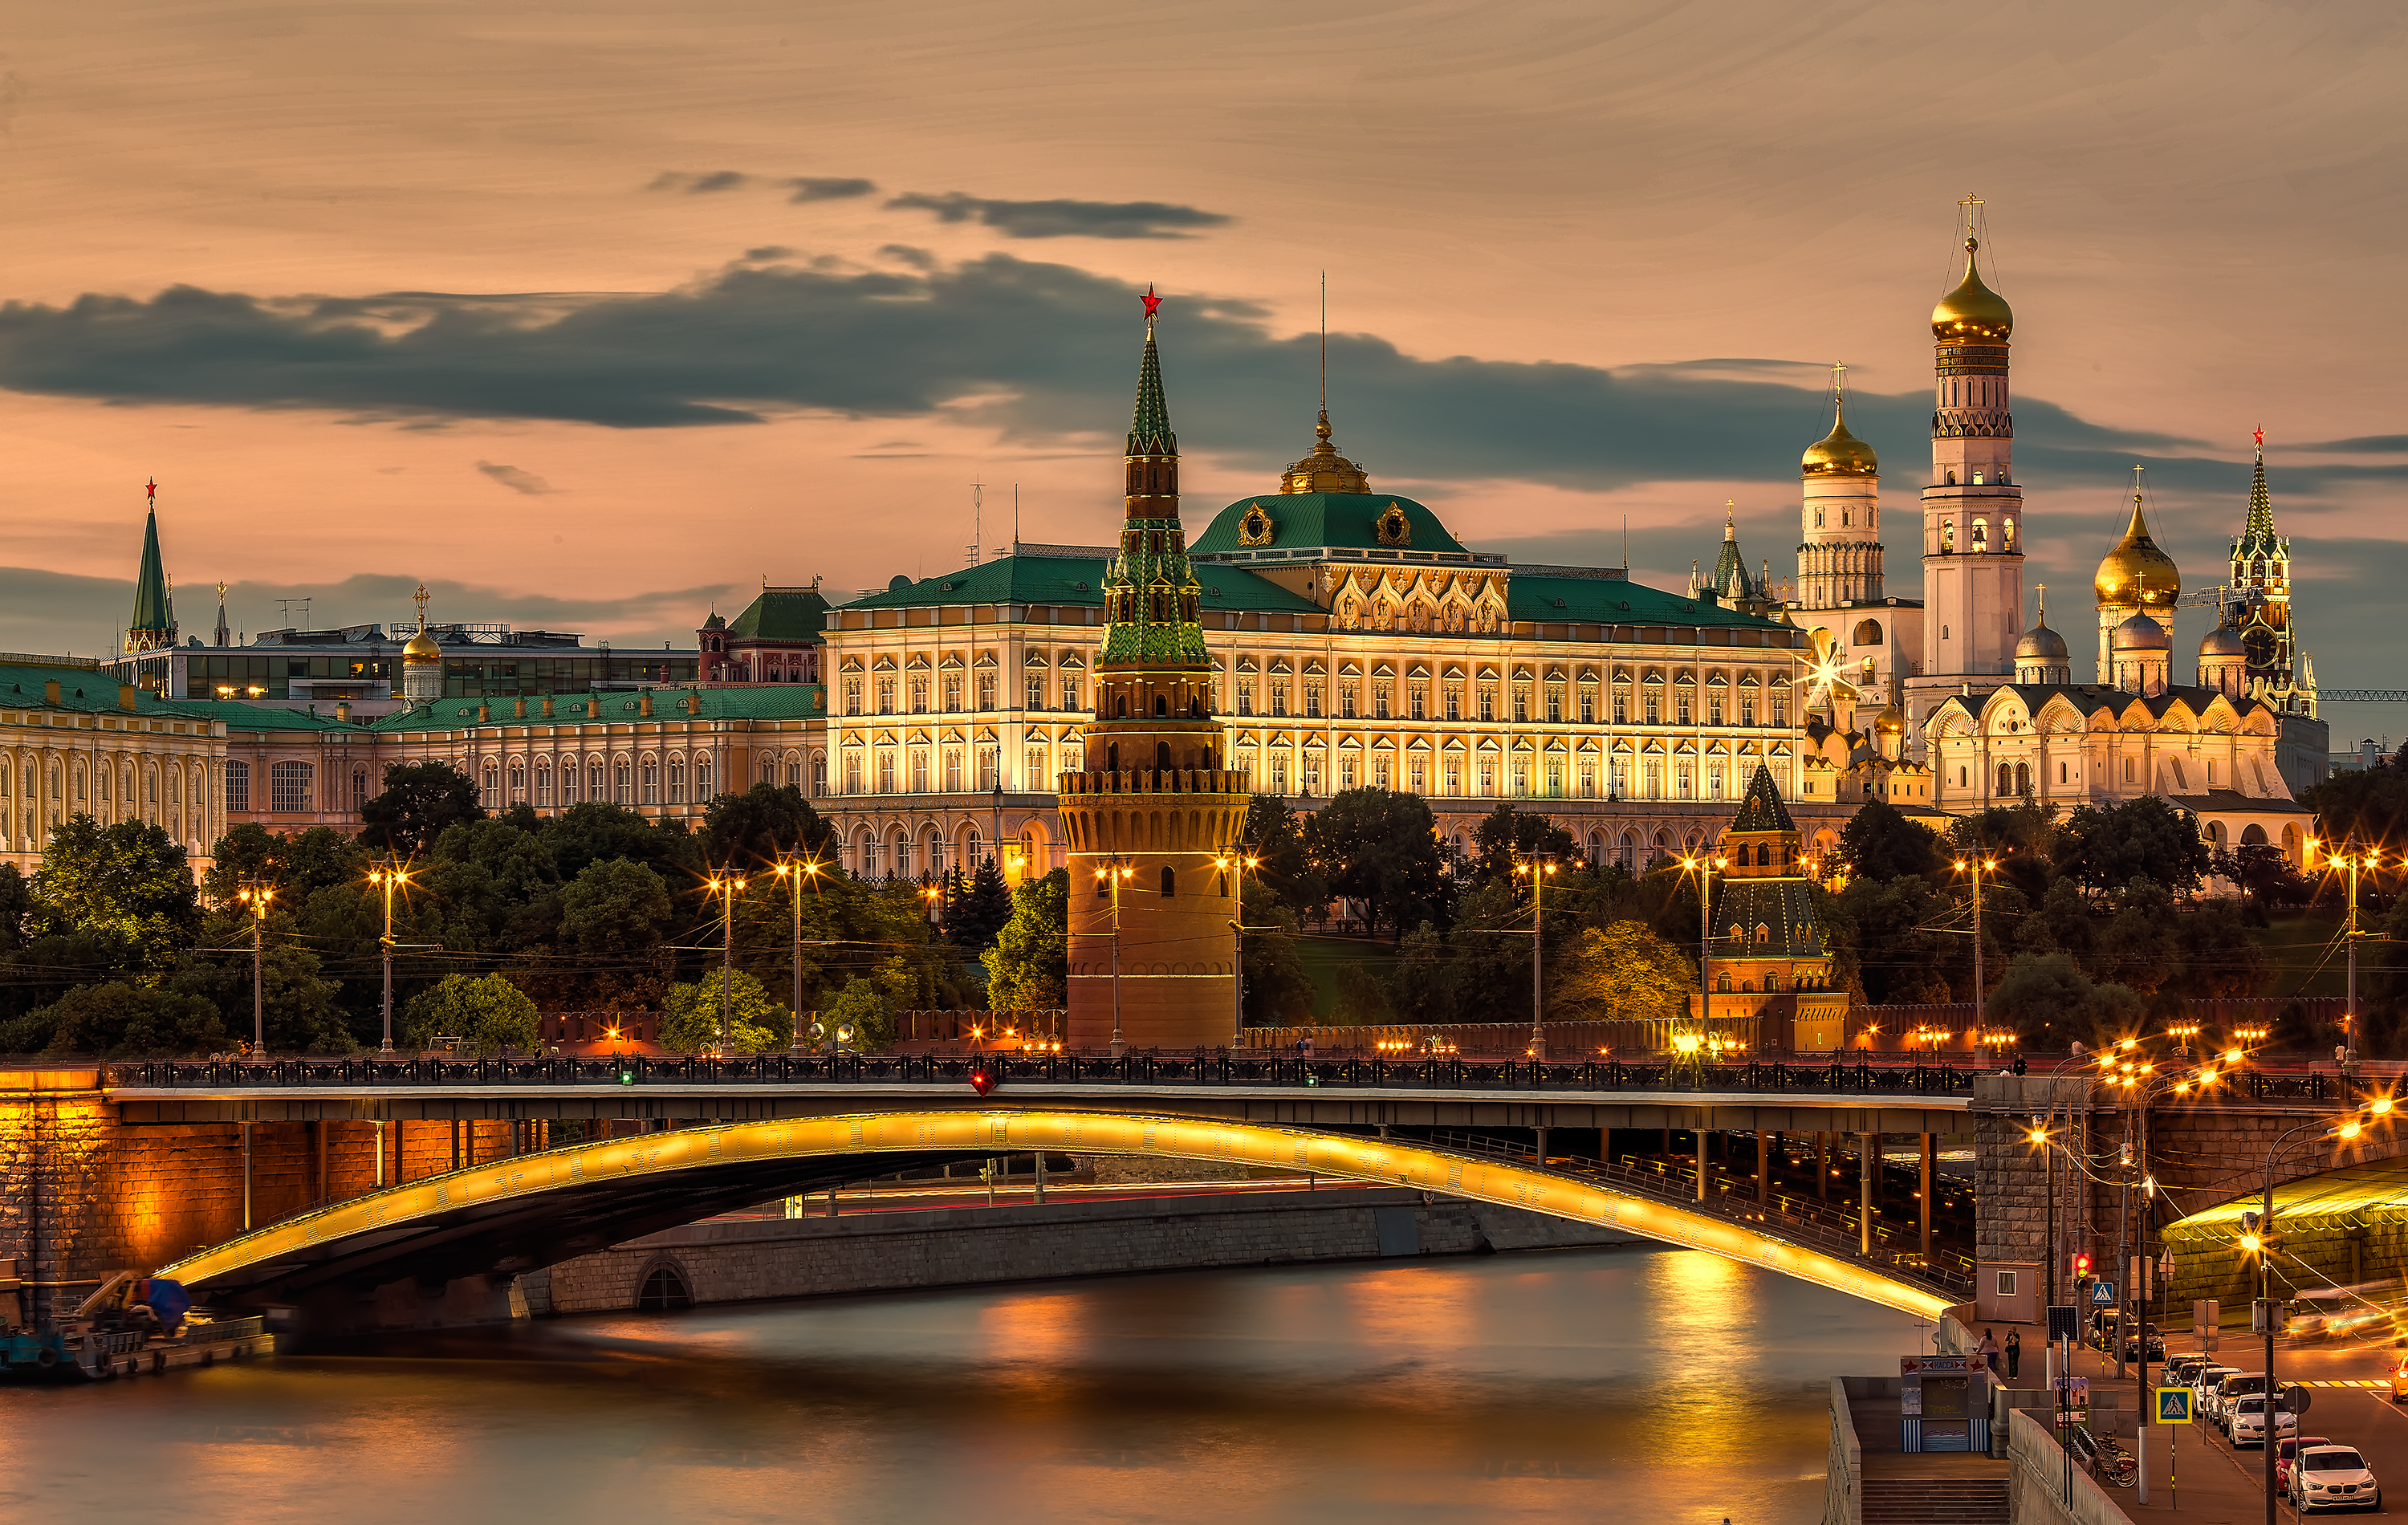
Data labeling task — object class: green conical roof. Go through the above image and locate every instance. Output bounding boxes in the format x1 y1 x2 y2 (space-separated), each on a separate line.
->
1127 322 1175 457
128 507 175 640
1727 763 1795 834
2233 443 2282 559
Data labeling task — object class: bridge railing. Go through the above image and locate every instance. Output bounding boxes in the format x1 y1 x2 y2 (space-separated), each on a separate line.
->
100 1054 1988 1096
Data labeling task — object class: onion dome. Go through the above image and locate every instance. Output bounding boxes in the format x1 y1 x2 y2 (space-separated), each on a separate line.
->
403 628 441 664
2199 622 2246 659
2111 610 2170 653
2016 621 2070 663
1931 238 2013 343
1802 397 1878 477
2094 498 2181 610
1874 702 1906 735
1281 411 1370 495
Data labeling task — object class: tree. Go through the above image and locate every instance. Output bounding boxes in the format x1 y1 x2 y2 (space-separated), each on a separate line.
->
1549 920 1698 1023
2170 898 2266 998
1237 879 1312 1026
982 868 1069 1013
0 863 48 952
559 857 674 963
357 761 484 855
944 856 1015 952
1470 803 1576 885
401 973 541 1055
1838 799 1943 880
1987 952 2096 1043
35 815 200 969
1242 795 1326 918
825 968 910 1048
1331 960 1393 1024
0 980 225 1057
165 937 353 1054
2093 877 2182 994
2301 763 2408 863
1305 787 1445 941
1833 874 1954 1004
703 783 836 870
2052 796 2211 896
662 968 792 1053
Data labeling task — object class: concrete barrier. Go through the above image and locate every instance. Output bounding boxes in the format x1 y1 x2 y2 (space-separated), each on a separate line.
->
1823 1376 1864 1525
2006 1406 2134 1525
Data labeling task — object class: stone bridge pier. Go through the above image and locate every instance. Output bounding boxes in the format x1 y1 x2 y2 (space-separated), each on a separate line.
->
1969 1072 2408 1330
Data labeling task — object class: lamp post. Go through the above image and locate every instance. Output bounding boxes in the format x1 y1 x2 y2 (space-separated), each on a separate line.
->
1512 851 1558 1059
2246 1092 2396 1525
1953 852 1999 1045
1678 848 1729 1052
2306 838 2383 1067
234 877 275 1058
703 868 749 1055
769 854 824 1040
1214 842 1261 1047
364 856 413 1055
1094 855 1134 1056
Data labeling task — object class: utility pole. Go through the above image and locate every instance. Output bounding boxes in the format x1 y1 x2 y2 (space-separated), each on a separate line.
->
1681 848 1727 1050
771 854 821 1035
1514 852 1557 1059
1097 856 1133 1056
705 868 748 1054
366 856 411 1055
1954 852 1997 1038
236 877 275 1057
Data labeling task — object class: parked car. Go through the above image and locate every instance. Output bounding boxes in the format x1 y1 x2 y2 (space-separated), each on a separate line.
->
2211 1372 2267 1428
2121 1323 2166 1363
2192 1364 2239 1419
2392 1358 2408 1404
2227 1394 2299 1448
2279 1437 2333 1490
2292 1445 2380 1511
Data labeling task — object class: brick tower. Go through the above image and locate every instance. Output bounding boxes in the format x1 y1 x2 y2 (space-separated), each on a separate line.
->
1060 292 1249 1052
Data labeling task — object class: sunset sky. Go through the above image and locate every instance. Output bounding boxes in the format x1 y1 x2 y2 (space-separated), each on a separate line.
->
3 2 2402 740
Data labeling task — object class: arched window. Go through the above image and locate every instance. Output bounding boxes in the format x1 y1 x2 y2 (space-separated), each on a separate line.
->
1755 842 1771 867
1853 619 1882 647
1160 866 1176 897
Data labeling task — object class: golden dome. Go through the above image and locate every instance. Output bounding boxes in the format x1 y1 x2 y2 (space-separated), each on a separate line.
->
1802 398 1878 476
403 628 441 663
2093 498 2181 610
1281 411 1370 495
1874 703 1906 734
1931 238 2013 343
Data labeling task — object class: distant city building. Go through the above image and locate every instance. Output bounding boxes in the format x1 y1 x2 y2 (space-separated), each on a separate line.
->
697 584 830 686
0 657 227 872
1787 368 1925 736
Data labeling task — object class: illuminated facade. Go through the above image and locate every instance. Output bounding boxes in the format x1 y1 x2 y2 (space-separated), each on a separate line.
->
1789 369 1925 736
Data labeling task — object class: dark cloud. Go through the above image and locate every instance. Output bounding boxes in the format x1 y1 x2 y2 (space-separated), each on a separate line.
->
474 460 554 495
2297 435 2408 453
0 253 2400 516
782 177 876 203
0 567 733 658
649 170 754 194
885 192 1231 240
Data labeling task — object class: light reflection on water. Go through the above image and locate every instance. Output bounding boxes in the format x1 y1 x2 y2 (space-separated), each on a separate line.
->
0 1245 1918 1525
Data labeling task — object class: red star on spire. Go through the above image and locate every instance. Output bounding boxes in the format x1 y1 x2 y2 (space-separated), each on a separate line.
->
1141 286 1161 319
145 478 157 499
2253 425 2264 449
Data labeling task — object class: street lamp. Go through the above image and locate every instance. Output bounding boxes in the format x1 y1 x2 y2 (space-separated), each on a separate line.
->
1093 856 1135 1056
364 856 413 1055
2305 838 2385 1067
2245 1091 2397 1525
1678 848 1729 1054
768 853 825 1043
1214 842 1262 1047
1952 853 1999 1046
1511 851 1558 1059
234 877 275 1058
702 868 749 1055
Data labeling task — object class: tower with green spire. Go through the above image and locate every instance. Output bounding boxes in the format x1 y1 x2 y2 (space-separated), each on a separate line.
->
1060 291 1247 1053
2227 429 2297 693
125 481 178 656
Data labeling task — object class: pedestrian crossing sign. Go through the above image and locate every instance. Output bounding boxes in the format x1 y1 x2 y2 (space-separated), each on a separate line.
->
2155 1388 2192 1425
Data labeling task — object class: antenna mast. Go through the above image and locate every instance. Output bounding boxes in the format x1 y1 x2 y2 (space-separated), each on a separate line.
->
1320 270 1328 421
970 481 983 567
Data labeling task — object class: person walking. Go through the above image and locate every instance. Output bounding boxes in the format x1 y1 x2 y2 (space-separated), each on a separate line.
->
2004 1328 2021 1379
1977 1328 2001 1376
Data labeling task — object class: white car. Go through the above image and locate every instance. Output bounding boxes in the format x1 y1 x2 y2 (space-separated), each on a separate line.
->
2211 1372 2266 1428
2293 1445 2381 1511
2227 1394 2299 1448
2193 1365 2239 1420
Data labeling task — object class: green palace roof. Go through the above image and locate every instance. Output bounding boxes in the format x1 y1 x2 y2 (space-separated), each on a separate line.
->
363 686 824 733
720 586 831 644
1189 492 1469 557
842 551 1323 616
1503 572 1792 631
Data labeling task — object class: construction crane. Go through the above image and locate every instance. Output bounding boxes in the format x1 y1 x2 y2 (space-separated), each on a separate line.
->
2316 691 2408 703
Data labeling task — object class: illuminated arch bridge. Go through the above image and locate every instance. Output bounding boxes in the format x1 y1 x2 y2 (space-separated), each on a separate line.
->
159 1110 1954 1321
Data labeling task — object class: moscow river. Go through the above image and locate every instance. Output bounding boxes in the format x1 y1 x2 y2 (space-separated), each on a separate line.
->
0 1245 1922 1525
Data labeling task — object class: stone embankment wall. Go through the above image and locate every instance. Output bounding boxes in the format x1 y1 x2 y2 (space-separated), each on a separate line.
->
524 1187 1639 1316
2004 1406 2133 1525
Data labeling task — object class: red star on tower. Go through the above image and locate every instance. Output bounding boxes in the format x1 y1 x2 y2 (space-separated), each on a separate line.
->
1141 286 1161 320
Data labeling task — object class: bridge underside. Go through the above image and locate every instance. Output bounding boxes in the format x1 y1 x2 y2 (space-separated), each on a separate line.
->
157 1109 1954 1323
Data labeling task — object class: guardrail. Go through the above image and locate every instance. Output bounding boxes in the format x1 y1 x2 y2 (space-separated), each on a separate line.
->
100 1055 1991 1095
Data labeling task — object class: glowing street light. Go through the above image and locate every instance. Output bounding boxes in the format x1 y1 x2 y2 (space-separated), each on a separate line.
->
702 868 749 1055
234 877 275 1058
1512 851 1559 1059
364 856 413 1055
769 854 826 1047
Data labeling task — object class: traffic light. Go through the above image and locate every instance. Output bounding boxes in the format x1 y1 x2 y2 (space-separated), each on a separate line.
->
2072 1251 2093 1279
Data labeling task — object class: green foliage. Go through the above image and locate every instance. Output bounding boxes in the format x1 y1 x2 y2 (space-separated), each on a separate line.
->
2052 796 2211 895
1838 799 1943 880
1305 787 1446 941
560 858 675 962
1836 874 1955 1004
825 971 906 1049
1243 794 1326 920
1331 959 1393 1024
1549 921 1698 1023
982 869 1069 1012
1237 879 1313 1025
703 783 836 870
167 933 354 1055
2300 762 2408 864
943 856 1015 953
400 973 541 1055
35 815 199 969
662 967 793 1054
0 980 225 1057
1470 803 1577 885
357 761 485 855
0 864 42 953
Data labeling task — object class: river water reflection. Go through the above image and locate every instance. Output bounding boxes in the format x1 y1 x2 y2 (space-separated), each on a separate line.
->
0 1244 1921 1524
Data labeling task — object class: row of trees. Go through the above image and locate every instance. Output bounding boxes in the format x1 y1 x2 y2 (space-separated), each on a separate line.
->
0 763 1006 1058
